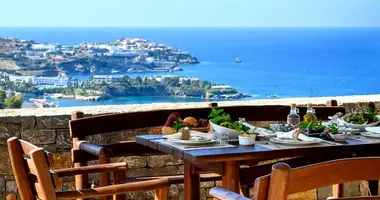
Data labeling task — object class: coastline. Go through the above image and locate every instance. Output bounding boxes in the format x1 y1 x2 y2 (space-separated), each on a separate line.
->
5 93 380 117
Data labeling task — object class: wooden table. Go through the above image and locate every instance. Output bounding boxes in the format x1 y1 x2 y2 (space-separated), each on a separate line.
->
137 135 380 200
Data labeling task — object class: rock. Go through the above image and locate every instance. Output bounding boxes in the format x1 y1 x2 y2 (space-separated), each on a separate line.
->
6 193 17 200
200 188 207 200
51 152 72 170
177 165 184 174
112 156 147 169
0 176 5 192
40 144 57 153
169 184 180 197
0 147 11 174
0 124 21 145
147 155 183 168
21 129 56 145
0 116 21 124
36 115 70 129
126 166 179 177
215 181 222 187
87 134 111 145
6 180 17 193
21 116 35 130
56 129 72 149
200 181 214 188
126 190 154 199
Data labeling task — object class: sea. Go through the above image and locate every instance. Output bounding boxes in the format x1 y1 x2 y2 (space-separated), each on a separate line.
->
0 27 379 107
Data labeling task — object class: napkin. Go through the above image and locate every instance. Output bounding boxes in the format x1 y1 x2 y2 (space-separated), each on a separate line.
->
276 130 318 142
242 122 274 136
163 130 214 140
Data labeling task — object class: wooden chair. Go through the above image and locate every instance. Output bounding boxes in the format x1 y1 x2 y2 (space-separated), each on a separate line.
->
210 157 380 200
7 137 170 200
69 103 347 199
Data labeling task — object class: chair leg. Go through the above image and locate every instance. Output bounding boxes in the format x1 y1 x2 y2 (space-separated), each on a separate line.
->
155 188 169 200
99 156 111 200
74 161 89 200
113 171 126 200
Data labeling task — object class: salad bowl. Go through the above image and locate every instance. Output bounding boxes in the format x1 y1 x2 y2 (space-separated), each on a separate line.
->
337 115 380 131
210 120 241 141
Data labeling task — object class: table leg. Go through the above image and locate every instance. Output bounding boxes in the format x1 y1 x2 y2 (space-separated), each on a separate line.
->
184 161 200 200
222 161 240 193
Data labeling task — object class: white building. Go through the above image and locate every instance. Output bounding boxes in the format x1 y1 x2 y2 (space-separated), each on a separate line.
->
211 85 232 89
92 75 123 84
31 44 57 51
34 76 69 88
8 75 34 84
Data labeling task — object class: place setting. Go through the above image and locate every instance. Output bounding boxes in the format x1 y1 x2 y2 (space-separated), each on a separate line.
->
159 113 236 150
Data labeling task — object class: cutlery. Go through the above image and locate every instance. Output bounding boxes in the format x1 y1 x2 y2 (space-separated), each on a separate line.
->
268 142 281 148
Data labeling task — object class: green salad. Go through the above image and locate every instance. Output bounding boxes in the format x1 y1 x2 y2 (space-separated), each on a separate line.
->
343 107 379 124
208 108 250 132
300 119 326 133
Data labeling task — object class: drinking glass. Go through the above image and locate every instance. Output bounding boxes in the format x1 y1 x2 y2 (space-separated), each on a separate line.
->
219 132 229 145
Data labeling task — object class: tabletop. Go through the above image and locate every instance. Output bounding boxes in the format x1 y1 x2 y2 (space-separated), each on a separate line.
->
136 134 380 164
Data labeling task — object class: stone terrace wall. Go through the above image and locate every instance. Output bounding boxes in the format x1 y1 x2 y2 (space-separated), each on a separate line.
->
0 98 379 200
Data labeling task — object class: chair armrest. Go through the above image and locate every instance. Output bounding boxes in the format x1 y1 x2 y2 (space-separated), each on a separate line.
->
209 187 251 200
78 141 113 157
52 162 127 177
56 178 170 199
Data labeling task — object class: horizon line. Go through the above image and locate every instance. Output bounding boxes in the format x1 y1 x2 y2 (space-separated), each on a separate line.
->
0 25 380 28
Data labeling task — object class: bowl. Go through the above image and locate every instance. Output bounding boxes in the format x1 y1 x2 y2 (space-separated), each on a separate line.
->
238 135 256 145
209 121 242 141
337 115 380 131
330 133 350 141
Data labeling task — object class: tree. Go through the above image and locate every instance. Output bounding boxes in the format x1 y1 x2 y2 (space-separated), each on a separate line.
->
0 90 6 109
5 95 23 109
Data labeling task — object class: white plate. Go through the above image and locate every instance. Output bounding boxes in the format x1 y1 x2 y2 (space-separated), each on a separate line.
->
360 132 380 139
365 127 380 134
269 137 321 146
168 138 215 144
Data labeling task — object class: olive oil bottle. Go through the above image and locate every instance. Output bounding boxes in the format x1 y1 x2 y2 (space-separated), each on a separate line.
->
303 103 317 123
287 103 300 125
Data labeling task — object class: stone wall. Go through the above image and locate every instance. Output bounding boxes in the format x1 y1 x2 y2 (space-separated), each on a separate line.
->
0 99 379 200
0 110 220 200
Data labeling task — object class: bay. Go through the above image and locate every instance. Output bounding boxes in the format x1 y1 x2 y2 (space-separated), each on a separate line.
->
1 27 379 107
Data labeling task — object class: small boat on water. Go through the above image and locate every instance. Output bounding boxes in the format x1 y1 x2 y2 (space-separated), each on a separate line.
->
29 96 57 108
234 58 241 63
111 69 120 74
268 94 280 99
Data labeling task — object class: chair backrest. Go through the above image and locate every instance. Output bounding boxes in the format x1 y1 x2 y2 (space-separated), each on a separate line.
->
253 157 380 200
8 137 60 200
69 104 345 138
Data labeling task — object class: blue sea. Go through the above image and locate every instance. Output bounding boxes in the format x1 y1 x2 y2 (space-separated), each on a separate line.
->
1 27 379 107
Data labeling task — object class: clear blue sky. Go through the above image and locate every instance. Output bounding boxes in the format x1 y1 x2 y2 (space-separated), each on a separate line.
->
1 0 380 27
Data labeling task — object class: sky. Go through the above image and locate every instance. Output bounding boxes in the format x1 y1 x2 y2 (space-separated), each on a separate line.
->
1 0 380 27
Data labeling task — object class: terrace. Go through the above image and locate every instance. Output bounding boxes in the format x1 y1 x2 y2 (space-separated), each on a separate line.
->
1 95 380 200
